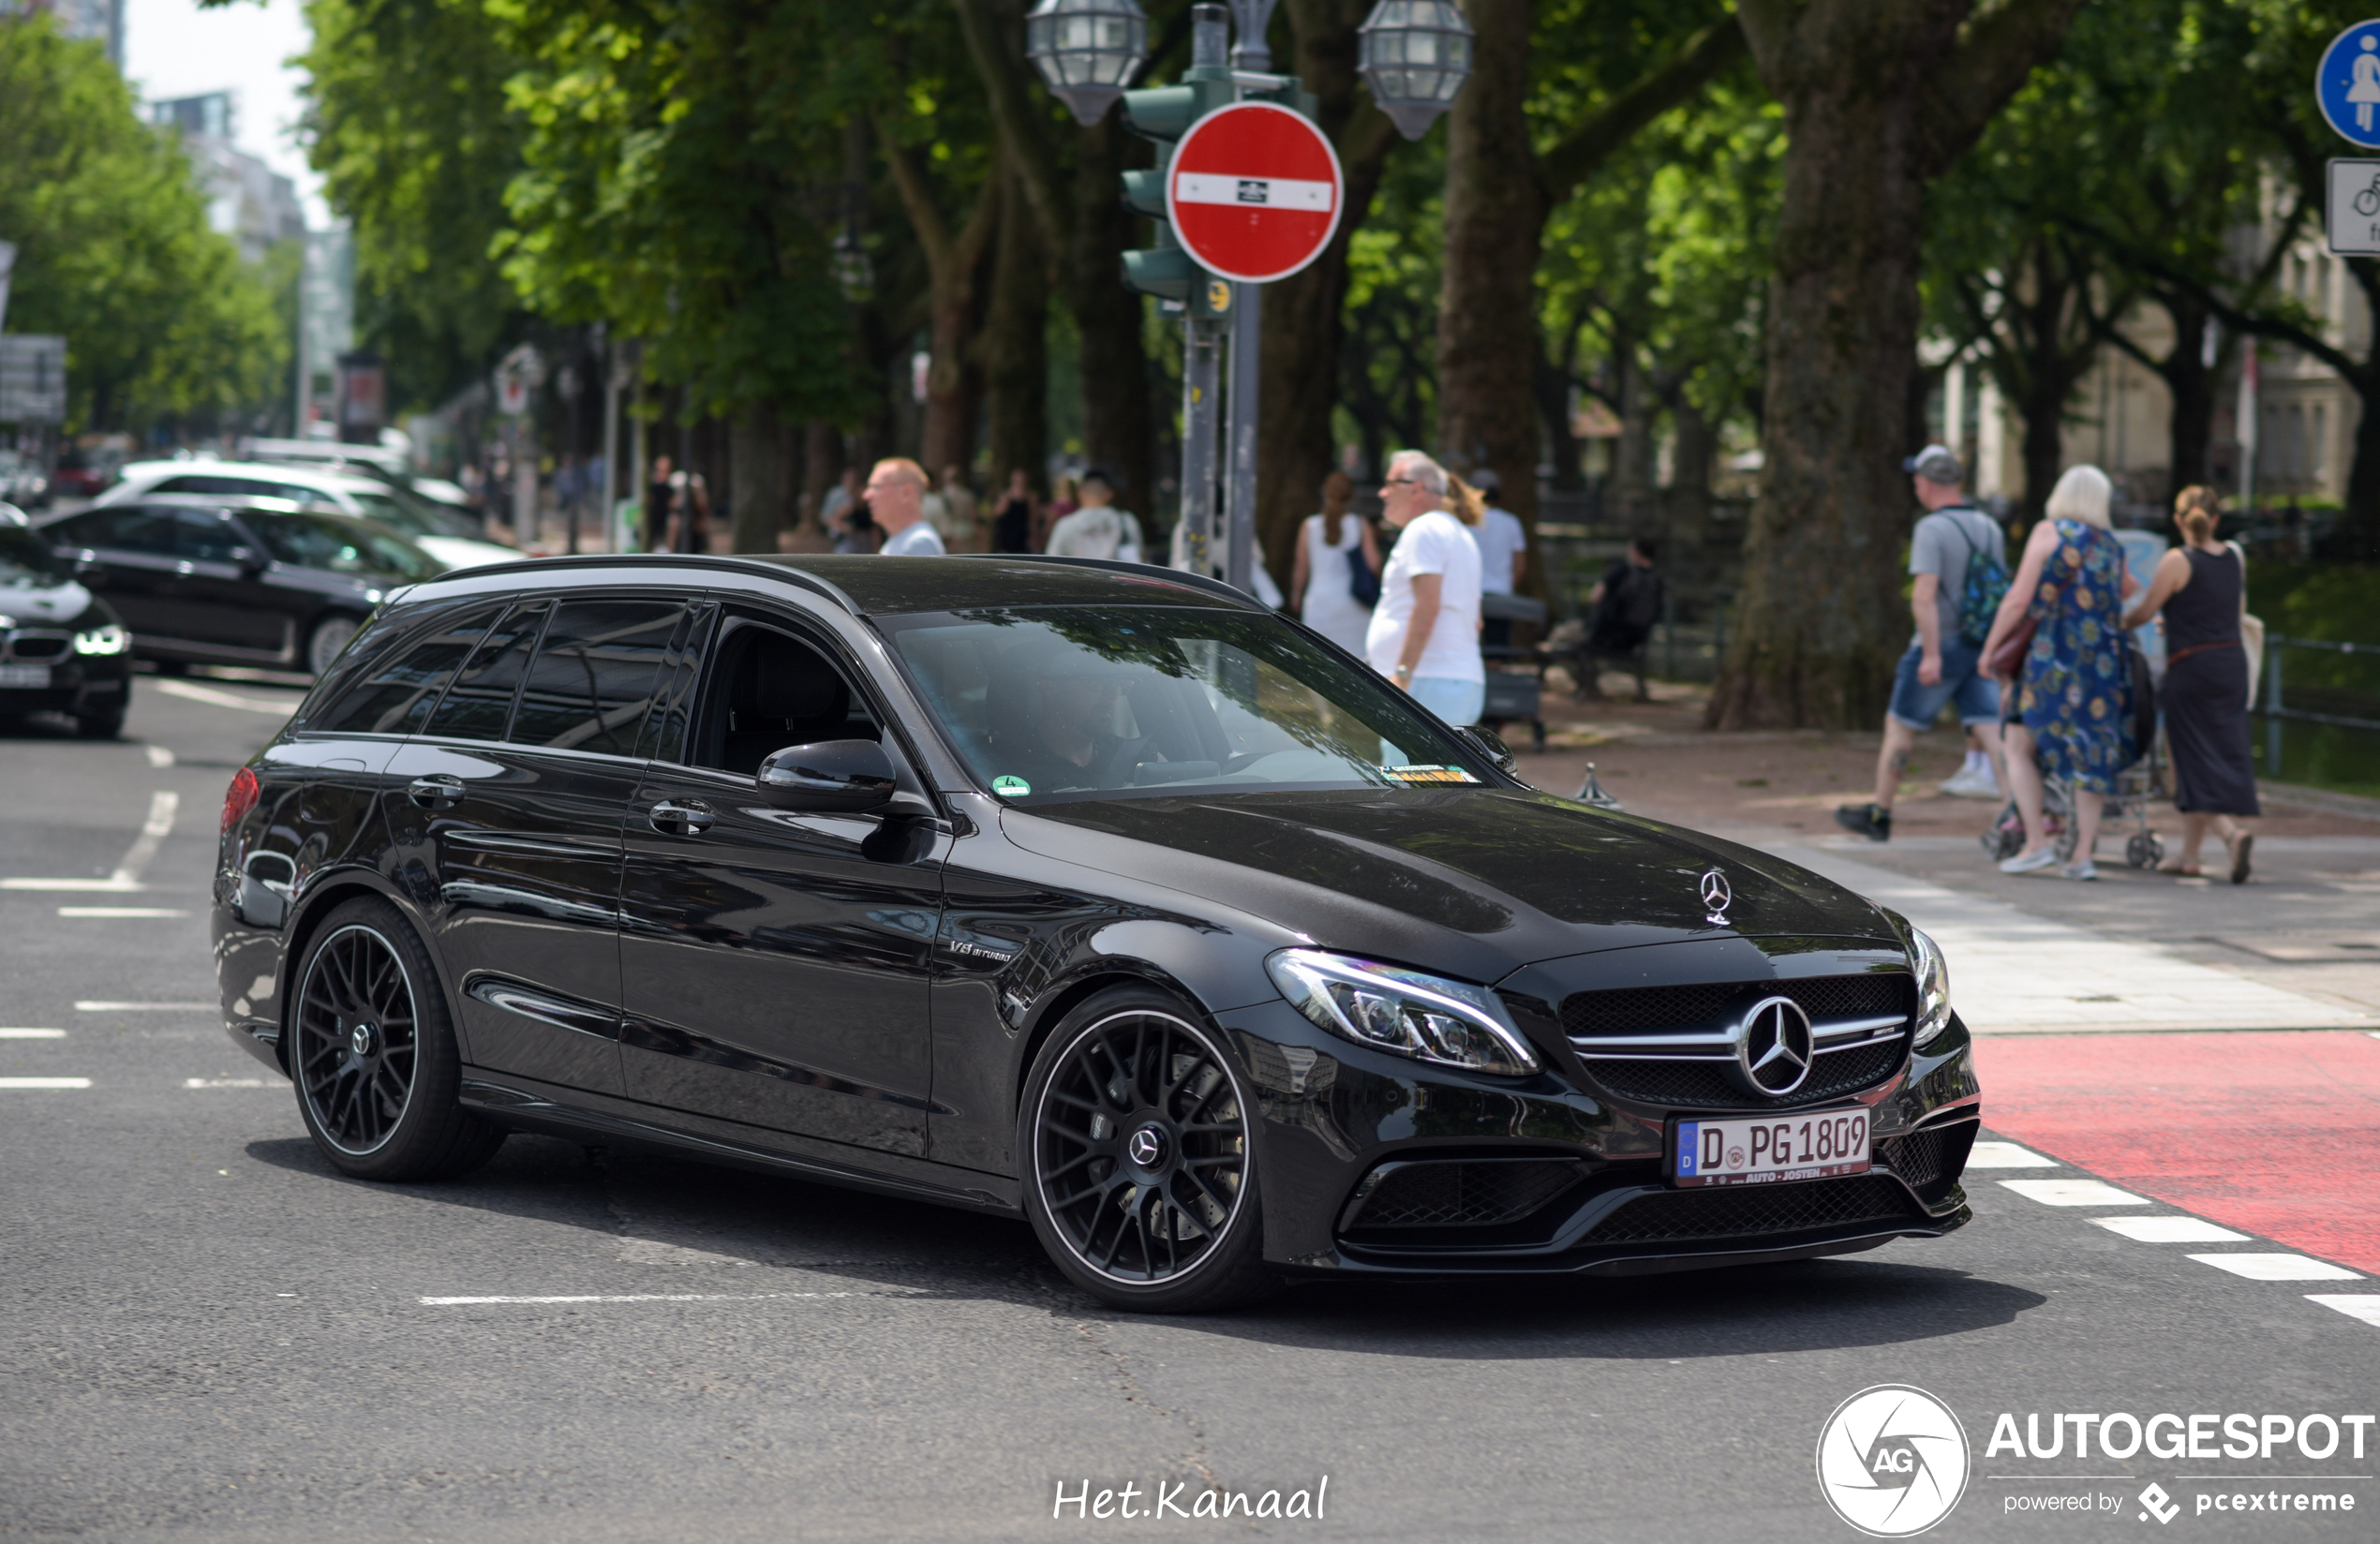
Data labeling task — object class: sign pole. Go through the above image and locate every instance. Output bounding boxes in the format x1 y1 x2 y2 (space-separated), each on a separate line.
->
1225 282 1260 594
1181 312 1223 578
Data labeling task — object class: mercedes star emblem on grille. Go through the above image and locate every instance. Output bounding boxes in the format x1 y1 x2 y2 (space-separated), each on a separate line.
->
1699 867 1733 926
1735 996 1814 1096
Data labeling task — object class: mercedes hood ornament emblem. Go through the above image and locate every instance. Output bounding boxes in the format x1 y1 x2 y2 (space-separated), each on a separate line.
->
1699 867 1733 927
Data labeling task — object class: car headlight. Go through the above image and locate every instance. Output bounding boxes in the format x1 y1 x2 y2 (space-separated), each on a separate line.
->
1910 926 1953 1047
72 623 128 655
1265 948 1540 1076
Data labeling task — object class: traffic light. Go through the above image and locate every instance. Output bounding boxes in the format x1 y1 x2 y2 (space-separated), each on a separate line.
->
1119 68 1230 302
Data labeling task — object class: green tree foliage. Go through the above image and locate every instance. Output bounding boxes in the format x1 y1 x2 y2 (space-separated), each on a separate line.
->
299 0 528 409
489 0 879 427
0 16 287 433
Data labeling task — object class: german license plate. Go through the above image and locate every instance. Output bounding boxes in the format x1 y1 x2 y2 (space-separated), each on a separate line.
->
1674 1110 1870 1187
0 663 51 690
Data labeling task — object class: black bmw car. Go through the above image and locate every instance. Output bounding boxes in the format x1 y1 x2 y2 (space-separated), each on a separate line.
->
212 555 1979 1312
0 516 133 736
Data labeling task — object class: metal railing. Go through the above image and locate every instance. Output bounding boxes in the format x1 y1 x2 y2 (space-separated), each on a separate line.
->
2258 632 2380 769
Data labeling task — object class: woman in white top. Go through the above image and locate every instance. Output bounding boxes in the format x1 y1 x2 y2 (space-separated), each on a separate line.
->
1290 469 1380 657
1364 450 1485 726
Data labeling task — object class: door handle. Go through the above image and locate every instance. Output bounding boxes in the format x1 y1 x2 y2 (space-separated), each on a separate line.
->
408 775 465 809
648 798 715 836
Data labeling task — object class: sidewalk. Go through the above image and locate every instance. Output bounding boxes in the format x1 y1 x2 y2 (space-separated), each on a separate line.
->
1508 679 2380 1031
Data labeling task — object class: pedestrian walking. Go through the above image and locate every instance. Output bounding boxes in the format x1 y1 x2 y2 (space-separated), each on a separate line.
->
1290 469 1380 657
661 462 711 554
1040 474 1079 552
1468 468 1529 649
936 465 981 552
2122 484 2258 882
864 457 945 555
990 468 1036 554
1366 450 1485 725
1836 446 2009 841
1044 468 1144 563
1979 464 2139 881
644 453 675 554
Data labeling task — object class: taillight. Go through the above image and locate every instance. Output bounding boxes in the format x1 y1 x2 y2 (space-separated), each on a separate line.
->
221 766 260 835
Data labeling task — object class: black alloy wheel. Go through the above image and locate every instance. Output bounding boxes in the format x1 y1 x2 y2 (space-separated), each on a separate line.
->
1021 988 1274 1313
290 895 504 1180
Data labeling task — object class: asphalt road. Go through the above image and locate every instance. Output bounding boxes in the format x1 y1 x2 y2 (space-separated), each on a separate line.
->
4 675 2377 1543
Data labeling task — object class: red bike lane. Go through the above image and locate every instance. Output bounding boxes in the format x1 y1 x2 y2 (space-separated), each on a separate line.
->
1973 1030 2380 1275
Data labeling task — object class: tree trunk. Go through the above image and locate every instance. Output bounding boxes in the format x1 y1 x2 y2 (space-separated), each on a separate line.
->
729 404 793 553
2343 367 2380 560
1714 0 2080 730
800 419 840 528
980 165 1048 497
1609 349 1659 532
2157 294 2212 500
1664 397 1717 579
1536 322 1586 493
878 124 999 480
1070 115 1153 507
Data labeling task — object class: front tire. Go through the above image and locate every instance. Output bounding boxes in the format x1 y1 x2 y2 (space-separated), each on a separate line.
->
75 706 125 739
290 896 504 1180
1019 987 1274 1313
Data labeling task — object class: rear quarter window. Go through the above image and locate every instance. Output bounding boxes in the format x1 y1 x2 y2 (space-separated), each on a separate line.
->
301 599 509 737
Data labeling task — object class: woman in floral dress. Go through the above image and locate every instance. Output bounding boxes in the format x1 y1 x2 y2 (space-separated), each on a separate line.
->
1977 466 2138 880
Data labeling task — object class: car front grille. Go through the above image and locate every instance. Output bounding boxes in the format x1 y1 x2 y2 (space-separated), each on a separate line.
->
1560 973 1911 1110
3 631 69 661
1876 1121 1976 1198
1582 1175 1922 1246
1584 1036 1907 1111
1344 1158 1584 1231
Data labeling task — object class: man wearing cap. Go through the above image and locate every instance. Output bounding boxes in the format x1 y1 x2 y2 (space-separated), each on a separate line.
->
1834 446 2008 842
864 457 947 557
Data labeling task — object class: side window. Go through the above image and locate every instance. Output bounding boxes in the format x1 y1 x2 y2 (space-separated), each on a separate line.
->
692 620 879 778
80 507 178 554
305 600 506 736
173 510 247 563
424 601 548 742
507 599 686 755
156 474 267 498
637 603 715 766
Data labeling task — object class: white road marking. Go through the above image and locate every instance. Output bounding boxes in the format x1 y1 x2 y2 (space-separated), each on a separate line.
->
76 1001 214 1011
144 745 174 767
1965 1140 2059 1168
153 678 298 715
0 1028 66 1038
58 907 188 918
1999 1179 2149 1206
418 1294 862 1306
2187 1254 2363 1282
2307 1294 2380 1328
3 789 179 892
2093 1216 2253 1243
186 1077 287 1090
0 1077 92 1089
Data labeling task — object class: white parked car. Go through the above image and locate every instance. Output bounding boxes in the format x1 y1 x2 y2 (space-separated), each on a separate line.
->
97 459 520 573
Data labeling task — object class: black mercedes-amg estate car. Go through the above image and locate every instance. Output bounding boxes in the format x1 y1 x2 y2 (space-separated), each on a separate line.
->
213 555 1980 1311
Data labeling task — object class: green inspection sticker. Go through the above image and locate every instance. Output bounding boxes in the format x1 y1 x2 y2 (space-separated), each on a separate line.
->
992 775 1032 797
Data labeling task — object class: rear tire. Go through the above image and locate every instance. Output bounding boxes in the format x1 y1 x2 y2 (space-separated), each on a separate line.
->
1019 987 1276 1314
305 615 362 678
289 895 504 1181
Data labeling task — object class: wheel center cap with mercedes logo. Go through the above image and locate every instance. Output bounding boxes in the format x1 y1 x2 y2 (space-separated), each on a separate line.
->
1127 1124 1169 1169
1736 996 1814 1096
1699 866 1733 927
350 1021 378 1059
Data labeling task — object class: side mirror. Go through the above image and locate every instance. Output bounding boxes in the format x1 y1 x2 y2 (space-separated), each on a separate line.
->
756 739 898 813
1459 724 1519 778
230 545 267 577
71 554 103 582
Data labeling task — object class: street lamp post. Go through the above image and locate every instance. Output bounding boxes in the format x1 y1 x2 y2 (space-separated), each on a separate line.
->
1025 0 1150 126
1358 1 1476 141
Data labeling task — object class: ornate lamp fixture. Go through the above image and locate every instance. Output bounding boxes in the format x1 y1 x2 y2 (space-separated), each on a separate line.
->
1357 0 1475 141
1025 0 1151 126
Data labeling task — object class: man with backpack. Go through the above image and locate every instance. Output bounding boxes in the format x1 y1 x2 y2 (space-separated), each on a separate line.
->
1834 446 2009 842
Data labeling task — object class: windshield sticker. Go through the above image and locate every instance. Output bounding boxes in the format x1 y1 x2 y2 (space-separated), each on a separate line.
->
1383 765 1480 786
993 775 1033 797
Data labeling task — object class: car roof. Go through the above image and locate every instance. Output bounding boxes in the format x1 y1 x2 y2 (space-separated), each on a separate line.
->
56 493 315 518
118 460 379 494
399 554 1264 619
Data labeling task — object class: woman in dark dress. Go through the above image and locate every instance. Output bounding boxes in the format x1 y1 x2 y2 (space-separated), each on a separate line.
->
2124 485 2257 883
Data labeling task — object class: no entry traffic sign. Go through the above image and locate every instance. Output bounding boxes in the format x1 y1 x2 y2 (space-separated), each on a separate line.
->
1166 101 1345 285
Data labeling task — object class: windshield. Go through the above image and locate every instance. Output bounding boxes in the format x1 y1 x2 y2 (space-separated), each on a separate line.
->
0 527 71 586
249 511 441 581
880 605 1494 804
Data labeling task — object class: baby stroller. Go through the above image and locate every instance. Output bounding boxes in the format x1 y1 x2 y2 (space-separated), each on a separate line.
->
1978 731 2166 870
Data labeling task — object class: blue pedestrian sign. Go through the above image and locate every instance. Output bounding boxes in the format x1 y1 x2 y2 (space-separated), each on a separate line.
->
2317 21 2380 147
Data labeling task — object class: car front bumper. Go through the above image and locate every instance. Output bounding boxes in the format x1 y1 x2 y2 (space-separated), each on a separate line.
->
1220 999 1979 1278
0 654 131 717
